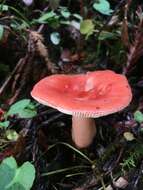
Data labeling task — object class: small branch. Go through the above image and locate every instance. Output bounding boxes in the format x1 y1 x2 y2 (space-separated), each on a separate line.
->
123 16 143 75
0 58 26 96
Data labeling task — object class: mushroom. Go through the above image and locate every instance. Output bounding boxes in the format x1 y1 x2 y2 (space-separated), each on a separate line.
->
31 70 132 148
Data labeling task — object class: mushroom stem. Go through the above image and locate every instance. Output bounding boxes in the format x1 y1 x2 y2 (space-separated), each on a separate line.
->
72 117 96 148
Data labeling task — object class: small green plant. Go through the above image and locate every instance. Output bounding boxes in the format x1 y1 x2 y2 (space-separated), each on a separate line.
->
6 99 37 119
120 144 143 172
35 6 80 28
80 19 95 38
0 3 30 35
0 156 35 190
35 6 82 44
121 153 136 170
0 99 37 129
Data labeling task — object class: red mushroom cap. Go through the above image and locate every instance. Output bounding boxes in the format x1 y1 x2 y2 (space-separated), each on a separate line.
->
31 70 132 117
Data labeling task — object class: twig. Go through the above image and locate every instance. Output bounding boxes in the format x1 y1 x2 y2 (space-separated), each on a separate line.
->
11 55 29 94
0 58 25 96
36 109 59 117
39 113 64 127
100 177 106 190
79 0 84 17
123 11 143 75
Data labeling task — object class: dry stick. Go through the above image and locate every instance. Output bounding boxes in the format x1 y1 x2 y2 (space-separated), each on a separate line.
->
0 58 26 96
8 29 38 104
8 55 34 105
11 55 29 94
39 113 64 127
3 22 55 101
134 160 143 188
105 147 124 175
79 0 84 17
37 7 49 33
123 19 143 75
7 32 41 104
36 109 59 117
8 88 21 105
37 24 45 33
121 1 130 48
0 13 47 102
29 30 58 73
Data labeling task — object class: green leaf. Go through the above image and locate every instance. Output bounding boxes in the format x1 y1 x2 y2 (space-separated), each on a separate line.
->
80 19 94 35
70 20 80 30
8 162 35 190
2 157 17 170
18 109 37 118
93 0 113 15
0 156 35 190
6 99 37 119
50 32 60 45
0 120 10 128
73 14 83 21
37 11 56 23
0 24 4 40
60 20 70 25
0 63 9 73
0 157 17 189
134 111 143 123
0 4 9 11
6 130 19 141
7 99 31 116
61 9 71 18
7 183 25 190
26 102 36 110
98 31 116 40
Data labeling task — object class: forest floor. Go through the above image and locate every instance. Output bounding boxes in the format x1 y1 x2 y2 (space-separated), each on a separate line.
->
0 1 143 190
